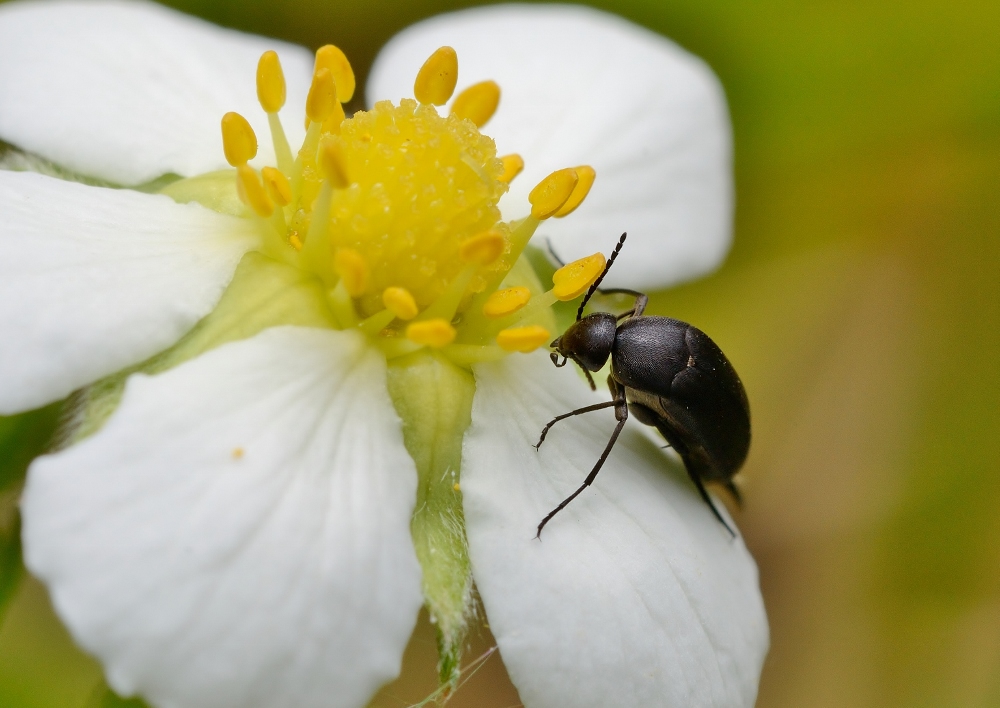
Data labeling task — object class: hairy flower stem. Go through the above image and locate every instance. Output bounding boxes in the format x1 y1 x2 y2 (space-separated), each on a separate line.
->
387 351 475 690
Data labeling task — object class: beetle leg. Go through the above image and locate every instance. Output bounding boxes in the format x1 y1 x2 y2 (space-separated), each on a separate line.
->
563 355 597 390
598 288 648 318
686 470 738 538
534 400 617 449
536 379 629 538
535 376 626 448
723 479 743 508
544 237 566 267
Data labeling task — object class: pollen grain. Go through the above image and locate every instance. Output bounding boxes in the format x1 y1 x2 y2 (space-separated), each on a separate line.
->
483 287 531 318
529 168 579 220
256 51 286 113
407 319 457 348
552 253 607 301
451 80 501 127
414 46 459 106
221 112 257 166
497 325 552 353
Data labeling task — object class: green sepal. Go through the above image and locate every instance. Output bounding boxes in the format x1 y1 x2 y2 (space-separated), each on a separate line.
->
0 506 23 628
386 351 476 689
0 403 64 626
65 251 338 444
0 140 180 193
160 169 248 217
87 681 151 708
0 401 63 493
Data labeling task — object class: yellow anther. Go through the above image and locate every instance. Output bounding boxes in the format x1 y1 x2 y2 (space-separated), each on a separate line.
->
450 80 500 127
383 287 420 320
314 45 355 103
221 112 258 166
483 286 531 318
554 165 596 217
256 51 286 113
261 166 291 206
499 154 524 184
552 253 607 301
318 138 351 188
406 319 457 348
459 229 506 265
529 168 579 220
334 248 369 297
306 68 337 123
289 233 303 251
235 165 274 217
496 325 552 353
414 46 458 106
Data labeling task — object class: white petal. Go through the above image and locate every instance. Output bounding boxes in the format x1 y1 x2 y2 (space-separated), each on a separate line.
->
0 0 312 185
21 326 423 708
462 353 768 708
0 171 258 414
368 5 733 290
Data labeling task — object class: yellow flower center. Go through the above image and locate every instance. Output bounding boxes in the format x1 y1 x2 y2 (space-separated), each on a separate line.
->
215 43 605 365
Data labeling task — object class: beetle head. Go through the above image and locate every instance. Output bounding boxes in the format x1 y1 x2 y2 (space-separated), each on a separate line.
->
550 312 618 372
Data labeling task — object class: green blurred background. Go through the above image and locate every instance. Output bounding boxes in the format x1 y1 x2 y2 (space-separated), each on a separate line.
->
1 0 999 706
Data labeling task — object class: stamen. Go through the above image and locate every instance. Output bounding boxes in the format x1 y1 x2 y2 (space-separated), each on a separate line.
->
359 308 397 337
383 287 420 321
450 80 500 127
529 168 579 220
260 166 289 236
414 46 459 106
290 120 322 204
459 229 506 265
306 68 338 124
315 45 356 103
483 287 531 318
328 280 359 328
268 114 294 175
321 100 346 134
496 325 552 353
498 154 524 183
334 248 369 297
418 264 477 323
465 216 542 315
552 253 607 301
253 51 293 174
318 137 351 189
554 165 596 217
236 165 274 217
221 112 258 166
298 139 344 265
261 167 292 206
407 319 458 348
256 50 286 113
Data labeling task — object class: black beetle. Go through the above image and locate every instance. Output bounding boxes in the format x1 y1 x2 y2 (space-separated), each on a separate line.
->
535 233 751 538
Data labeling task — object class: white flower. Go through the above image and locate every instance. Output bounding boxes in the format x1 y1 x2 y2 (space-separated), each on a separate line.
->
0 2 768 708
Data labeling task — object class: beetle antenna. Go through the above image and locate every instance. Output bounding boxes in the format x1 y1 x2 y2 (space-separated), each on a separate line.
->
576 232 627 321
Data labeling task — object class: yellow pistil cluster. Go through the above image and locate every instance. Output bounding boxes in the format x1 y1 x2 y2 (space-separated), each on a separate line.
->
220 44 604 363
